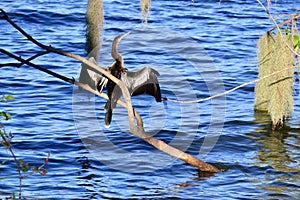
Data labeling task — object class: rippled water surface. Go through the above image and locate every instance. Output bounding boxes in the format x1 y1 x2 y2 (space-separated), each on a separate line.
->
1 0 300 199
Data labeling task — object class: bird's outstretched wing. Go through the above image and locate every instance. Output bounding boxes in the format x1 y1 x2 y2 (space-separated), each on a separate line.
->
120 66 162 102
79 57 107 92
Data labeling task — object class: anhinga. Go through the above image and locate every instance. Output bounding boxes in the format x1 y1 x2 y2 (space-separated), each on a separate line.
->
100 32 162 128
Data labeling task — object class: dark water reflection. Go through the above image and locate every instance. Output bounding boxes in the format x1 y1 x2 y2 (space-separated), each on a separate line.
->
0 0 300 199
250 112 300 199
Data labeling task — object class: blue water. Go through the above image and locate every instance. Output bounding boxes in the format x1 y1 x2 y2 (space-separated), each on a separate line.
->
1 0 300 199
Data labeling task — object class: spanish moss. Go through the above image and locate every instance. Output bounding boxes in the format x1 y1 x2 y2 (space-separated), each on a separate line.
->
86 0 104 61
140 0 151 24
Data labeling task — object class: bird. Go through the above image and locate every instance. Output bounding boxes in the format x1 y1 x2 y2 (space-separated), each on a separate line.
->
101 32 162 128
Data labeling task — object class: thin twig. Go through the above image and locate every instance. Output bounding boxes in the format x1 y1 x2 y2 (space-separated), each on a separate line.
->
0 51 49 68
256 0 299 57
167 2 300 104
0 9 48 50
0 48 75 84
269 14 300 32
166 65 300 104
0 132 22 198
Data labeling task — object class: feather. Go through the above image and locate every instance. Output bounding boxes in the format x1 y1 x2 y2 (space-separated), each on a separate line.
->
79 57 107 92
121 66 161 102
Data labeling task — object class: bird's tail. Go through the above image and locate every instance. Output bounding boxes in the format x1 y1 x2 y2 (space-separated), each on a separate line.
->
104 101 112 128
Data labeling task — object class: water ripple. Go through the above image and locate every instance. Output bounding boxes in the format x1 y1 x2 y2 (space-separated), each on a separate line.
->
0 0 299 199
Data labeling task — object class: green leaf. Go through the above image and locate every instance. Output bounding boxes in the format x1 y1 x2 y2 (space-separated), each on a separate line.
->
1 95 14 102
31 165 38 173
0 112 11 120
285 33 300 51
0 160 7 166
18 159 23 166
21 162 29 172
293 35 300 51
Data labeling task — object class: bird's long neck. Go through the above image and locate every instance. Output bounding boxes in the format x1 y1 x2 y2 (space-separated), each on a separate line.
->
111 38 123 65
111 32 131 64
108 32 130 79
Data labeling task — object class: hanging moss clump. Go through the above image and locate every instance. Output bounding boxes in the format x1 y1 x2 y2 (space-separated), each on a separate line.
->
140 0 151 24
255 31 295 128
268 33 295 127
254 32 275 111
86 0 104 61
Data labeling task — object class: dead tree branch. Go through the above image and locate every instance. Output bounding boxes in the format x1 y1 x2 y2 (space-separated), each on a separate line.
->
0 51 49 68
0 9 219 172
256 0 299 57
165 64 300 104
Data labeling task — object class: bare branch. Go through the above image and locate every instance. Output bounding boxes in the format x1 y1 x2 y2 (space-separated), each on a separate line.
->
270 14 300 32
0 62 22 68
0 48 75 84
0 9 48 50
0 9 220 172
166 65 300 104
0 129 23 197
256 0 299 57
0 50 49 68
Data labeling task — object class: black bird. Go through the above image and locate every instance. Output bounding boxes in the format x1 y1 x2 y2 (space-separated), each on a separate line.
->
102 32 162 128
